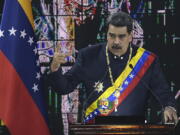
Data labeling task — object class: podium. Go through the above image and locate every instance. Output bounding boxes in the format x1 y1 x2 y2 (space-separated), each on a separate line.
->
69 124 174 135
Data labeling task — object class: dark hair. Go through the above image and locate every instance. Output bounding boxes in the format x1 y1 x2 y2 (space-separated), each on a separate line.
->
106 11 133 34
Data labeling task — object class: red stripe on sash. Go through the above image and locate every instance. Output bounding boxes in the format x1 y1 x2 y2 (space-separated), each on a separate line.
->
107 54 156 115
118 54 156 109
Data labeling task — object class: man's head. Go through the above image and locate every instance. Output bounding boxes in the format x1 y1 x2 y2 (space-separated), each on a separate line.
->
106 11 133 56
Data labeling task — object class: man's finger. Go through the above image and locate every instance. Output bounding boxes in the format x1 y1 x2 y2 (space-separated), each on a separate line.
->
64 52 72 57
60 59 67 64
54 45 61 53
164 113 168 123
56 53 69 59
172 112 179 125
164 110 172 123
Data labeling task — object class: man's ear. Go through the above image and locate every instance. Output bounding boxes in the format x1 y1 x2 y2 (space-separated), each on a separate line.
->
129 32 133 42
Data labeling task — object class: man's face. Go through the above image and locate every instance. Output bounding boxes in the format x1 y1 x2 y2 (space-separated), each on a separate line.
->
107 24 132 56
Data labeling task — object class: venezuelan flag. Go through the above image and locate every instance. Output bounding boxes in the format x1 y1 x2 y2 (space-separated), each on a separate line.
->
0 0 51 135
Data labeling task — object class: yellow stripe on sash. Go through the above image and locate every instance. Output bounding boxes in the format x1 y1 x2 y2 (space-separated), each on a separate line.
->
85 48 145 116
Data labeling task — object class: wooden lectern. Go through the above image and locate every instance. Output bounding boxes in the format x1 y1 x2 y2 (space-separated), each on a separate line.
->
69 124 174 135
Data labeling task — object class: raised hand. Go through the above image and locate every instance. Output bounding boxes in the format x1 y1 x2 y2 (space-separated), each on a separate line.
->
50 45 71 72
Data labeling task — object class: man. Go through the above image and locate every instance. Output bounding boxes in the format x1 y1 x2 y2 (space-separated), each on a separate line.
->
49 11 178 124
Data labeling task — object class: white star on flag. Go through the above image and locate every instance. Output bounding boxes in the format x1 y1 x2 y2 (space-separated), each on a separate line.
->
118 86 123 91
0 29 4 37
124 80 129 85
36 72 41 80
33 47 38 55
32 83 39 92
28 37 34 46
20 30 27 38
129 74 134 78
36 60 40 66
94 111 97 115
8 27 17 36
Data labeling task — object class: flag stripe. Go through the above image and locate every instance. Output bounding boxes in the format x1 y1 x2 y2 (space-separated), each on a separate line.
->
0 51 50 135
18 0 34 28
0 0 47 120
0 0 51 134
117 54 155 109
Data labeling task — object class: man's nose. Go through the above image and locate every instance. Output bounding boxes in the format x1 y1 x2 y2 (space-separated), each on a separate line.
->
114 37 120 44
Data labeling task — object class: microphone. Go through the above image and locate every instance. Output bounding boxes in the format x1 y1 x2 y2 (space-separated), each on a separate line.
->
129 64 165 124
81 68 109 124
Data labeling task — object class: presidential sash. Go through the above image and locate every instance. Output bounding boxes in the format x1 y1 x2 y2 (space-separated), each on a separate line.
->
84 47 156 123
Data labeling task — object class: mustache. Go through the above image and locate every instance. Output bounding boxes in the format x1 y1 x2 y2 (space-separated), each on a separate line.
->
112 44 122 49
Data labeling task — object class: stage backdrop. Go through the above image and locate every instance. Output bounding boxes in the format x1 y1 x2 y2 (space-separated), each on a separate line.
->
0 0 180 135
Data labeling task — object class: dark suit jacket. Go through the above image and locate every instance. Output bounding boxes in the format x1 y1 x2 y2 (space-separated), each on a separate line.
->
49 43 175 116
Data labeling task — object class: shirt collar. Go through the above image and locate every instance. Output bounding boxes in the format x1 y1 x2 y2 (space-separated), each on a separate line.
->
108 45 131 61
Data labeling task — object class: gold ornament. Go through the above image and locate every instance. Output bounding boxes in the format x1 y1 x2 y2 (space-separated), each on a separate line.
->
94 81 104 93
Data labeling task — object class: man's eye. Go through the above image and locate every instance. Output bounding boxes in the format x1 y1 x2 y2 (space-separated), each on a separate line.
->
109 33 115 38
118 35 126 39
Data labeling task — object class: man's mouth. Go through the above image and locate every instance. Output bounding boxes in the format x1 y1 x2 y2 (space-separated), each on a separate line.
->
112 44 122 49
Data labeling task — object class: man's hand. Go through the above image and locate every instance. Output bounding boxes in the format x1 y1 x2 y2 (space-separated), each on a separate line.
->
163 106 179 125
50 45 70 72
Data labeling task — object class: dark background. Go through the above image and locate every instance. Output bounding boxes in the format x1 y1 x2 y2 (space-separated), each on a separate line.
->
0 0 180 135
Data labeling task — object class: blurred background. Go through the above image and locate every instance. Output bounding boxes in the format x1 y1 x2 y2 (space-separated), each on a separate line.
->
0 0 180 135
